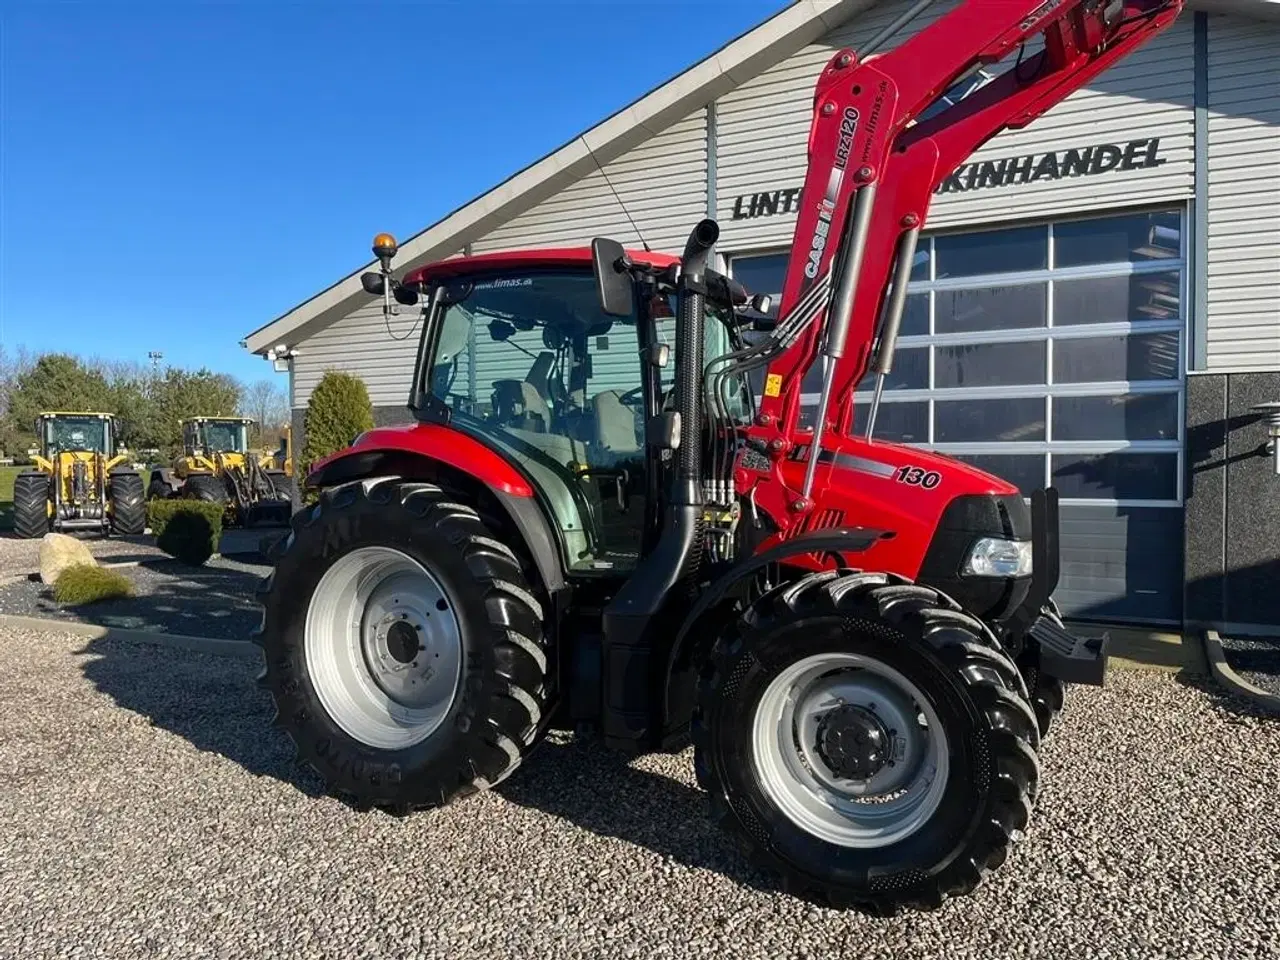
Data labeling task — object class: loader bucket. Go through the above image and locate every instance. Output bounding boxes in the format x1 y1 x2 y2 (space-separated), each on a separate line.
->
243 499 292 528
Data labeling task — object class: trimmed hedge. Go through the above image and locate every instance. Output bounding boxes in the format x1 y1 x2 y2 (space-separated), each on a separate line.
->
148 500 224 566
53 564 134 605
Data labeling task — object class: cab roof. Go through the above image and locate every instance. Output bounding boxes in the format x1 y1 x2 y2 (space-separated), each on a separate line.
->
402 248 678 288
182 416 253 424
38 411 113 419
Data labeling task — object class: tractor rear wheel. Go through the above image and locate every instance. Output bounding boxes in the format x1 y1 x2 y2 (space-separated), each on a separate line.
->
12 472 50 540
255 476 550 811
109 471 146 535
184 473 227 503
693 570 1041 915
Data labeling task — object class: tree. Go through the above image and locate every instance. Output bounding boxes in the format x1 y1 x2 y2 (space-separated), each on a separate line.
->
303 370 373 472
7 354 114 444
152 367 243 456
0 345 35 454
242 378 290 447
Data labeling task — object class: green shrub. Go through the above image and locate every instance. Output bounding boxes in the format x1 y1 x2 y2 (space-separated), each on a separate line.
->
302 370 374 475
53 564 134 605
152 501 223 566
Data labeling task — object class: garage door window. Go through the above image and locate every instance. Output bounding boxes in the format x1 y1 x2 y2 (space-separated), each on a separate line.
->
728 208 1186 506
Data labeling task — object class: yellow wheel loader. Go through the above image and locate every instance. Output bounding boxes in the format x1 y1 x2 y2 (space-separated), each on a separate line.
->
12 412 145 539
148 416 293 528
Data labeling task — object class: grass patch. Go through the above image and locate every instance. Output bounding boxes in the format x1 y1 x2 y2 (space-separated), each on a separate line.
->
0 465 20 530
150 500 224 566
53 563 134 605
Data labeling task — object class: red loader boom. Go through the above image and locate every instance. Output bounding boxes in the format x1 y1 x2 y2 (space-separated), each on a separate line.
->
732 0 1183 506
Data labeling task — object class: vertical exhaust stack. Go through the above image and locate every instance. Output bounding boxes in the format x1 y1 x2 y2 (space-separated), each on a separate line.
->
674 218 719 505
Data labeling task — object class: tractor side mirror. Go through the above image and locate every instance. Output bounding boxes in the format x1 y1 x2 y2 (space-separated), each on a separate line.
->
361 272 386 296
591 237 634 318
488 319 517 342
393 283 418 306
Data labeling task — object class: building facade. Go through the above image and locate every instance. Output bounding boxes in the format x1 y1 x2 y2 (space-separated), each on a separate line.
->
243 0 1280 632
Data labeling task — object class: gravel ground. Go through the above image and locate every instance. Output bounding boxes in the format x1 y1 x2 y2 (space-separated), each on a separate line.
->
0 532 160 579
0 533 266 640
1218 633 1280 697
0 627 1277 960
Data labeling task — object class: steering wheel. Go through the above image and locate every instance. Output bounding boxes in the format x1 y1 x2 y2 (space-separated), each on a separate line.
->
618 387 645 408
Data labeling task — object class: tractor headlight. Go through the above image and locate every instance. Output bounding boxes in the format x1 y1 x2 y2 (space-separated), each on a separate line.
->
963 537 1032 578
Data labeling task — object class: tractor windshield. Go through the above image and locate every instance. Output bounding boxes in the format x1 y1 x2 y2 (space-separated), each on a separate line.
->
202 421 247 453
44 417 109 455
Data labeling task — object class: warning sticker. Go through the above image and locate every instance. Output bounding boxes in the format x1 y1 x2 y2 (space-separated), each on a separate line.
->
764 374 783 397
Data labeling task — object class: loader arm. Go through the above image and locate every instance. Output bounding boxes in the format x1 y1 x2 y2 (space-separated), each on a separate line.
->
742 0 1183 502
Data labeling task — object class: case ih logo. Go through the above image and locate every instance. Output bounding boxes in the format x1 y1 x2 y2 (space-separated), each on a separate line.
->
728 137 1166 219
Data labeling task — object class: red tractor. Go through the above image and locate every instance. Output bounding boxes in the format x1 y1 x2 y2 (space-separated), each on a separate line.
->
255 0 1182 913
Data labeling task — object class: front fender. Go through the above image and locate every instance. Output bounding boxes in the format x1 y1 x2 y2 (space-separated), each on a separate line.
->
308 424 534 498
304 424 561 595
661 527 890 738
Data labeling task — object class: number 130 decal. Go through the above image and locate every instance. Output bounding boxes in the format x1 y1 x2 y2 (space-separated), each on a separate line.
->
895 465 942 489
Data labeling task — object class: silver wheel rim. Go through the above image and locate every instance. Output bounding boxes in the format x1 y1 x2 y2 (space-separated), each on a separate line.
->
752 652 949 849
305 546 463 750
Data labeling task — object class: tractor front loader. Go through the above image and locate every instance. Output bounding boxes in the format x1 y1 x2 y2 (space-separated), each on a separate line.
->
12 412 145 539
149 417 293 528
254 0 1182 914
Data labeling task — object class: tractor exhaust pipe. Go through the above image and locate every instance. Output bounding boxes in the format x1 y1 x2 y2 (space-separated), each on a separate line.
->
674 218 718 504
599 219 720 750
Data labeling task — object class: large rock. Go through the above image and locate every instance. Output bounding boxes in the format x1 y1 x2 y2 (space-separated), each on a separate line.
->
39 533 97 585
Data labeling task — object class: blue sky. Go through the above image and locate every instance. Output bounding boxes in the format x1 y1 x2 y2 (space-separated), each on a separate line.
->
0 0 782 386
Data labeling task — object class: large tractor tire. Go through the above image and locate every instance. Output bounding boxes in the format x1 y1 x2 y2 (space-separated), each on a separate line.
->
693 570 1041 915
12 472 50 540
1016 599 1068 741
147 470 175 501
255 477 551 811
108 471 146 536
183 473 227 503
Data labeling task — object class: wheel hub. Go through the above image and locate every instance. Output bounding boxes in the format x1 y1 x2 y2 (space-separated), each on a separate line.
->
305 546 463 750
385 620 420 664
815 704 892 781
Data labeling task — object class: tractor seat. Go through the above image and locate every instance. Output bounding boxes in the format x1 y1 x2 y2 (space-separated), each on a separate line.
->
591 390 640 456
491 380 551 433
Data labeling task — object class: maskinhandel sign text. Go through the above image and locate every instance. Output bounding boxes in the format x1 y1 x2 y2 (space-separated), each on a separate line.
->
729 137 1166 220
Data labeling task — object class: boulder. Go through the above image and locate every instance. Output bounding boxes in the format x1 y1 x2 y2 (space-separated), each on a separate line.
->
39 533 97 585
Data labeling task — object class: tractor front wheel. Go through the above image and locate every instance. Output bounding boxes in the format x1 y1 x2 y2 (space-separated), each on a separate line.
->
255 477 550 811
12 472 50 540
183 473 227 503
693 570 1041 915
109 471 146 535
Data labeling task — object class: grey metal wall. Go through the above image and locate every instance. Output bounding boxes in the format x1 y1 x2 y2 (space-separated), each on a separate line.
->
1204 15 1280 372
714 0 1194 251
470 110 708 255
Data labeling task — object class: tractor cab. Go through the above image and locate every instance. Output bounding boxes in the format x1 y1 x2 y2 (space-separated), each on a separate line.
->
183 417 251 460
392 248 762 574
36 412 117 460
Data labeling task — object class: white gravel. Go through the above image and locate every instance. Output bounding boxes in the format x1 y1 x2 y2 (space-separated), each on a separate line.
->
0 626 1277 960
